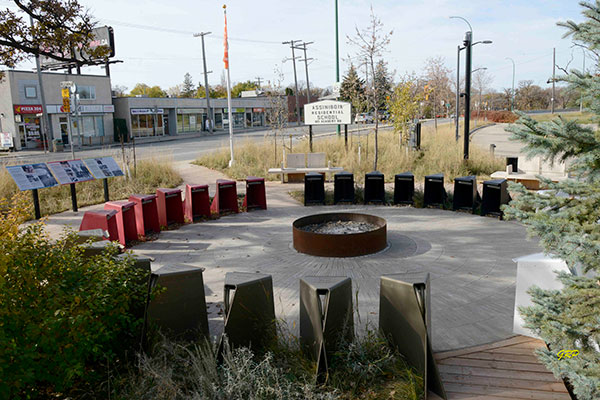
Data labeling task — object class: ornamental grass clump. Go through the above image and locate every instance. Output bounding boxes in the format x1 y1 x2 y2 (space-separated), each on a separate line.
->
0 193 149 398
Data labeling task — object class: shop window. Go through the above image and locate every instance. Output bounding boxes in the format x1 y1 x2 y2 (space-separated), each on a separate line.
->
78 86 96 100
24 85 37 99
177 114 183 132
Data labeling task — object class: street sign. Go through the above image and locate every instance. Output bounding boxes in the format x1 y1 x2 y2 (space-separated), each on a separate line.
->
304 100 351 125
62 98 70 113
60 81 74 88
61 88 70 98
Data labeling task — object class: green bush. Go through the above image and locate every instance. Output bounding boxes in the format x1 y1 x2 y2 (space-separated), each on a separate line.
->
0 193 149 398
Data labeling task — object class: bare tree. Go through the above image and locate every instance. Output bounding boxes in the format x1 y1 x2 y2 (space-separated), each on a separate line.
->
167 84 184 98
423 56 453 128
347 6 392 171
265 65 288 166
472 68 493 121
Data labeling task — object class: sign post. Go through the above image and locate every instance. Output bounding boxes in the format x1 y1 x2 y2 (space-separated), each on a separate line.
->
303 100 351 152
61 81 76 158
5 163 59 219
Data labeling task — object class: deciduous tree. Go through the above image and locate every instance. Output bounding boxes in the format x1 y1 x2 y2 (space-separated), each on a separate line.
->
388 74 423 145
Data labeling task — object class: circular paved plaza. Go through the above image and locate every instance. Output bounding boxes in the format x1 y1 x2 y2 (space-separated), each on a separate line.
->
134 185 541 352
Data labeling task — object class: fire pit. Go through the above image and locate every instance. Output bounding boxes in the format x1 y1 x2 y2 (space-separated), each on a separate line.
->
293 213 387 257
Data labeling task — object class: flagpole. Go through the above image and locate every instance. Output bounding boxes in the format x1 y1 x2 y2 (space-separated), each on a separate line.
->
224 4 234 167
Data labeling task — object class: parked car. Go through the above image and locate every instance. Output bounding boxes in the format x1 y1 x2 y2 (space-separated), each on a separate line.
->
355 113 374 124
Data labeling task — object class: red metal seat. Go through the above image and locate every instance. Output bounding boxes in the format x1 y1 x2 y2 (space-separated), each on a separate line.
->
79 210 119 243
129 194 160 237
243 176 267 210
104 200 138 246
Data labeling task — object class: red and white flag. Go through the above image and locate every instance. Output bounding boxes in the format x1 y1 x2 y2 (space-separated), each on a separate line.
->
223 5 229 70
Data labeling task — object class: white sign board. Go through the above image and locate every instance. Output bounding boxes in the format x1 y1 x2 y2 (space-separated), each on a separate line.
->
6 163 59 191
304 100 351 125
47 159 95 184
1 132 13 148
83 157 124 179
60 81 74 88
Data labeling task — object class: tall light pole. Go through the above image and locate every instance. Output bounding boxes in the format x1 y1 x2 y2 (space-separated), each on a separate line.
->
506 57 515 111
581 49 585 112
551 47 556 114
335 0 341 135
450 16 472 143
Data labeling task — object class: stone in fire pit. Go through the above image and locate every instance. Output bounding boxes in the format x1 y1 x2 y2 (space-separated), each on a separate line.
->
301 220 378 235
293 213 387 257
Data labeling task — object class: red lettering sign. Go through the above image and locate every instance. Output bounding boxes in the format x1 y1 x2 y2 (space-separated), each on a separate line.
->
253 108 264 113
14 105 43 114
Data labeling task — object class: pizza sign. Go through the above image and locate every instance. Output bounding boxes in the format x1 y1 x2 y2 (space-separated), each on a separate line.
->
14 105 43 114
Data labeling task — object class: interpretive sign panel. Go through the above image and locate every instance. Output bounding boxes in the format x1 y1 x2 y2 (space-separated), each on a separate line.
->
83 157 124 179
47 159 94 184
304 100 351 125
6 163 58 191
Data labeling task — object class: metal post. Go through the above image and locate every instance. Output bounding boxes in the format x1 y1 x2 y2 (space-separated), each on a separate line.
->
335 0 340 136
105 61 111 77
103 178 110 202
463 31 472 160
32 189 41 220
70 183 78 212
551 48 556 114
299 42 313 104
309 124 313 152
74 93 82 149
290 41 301 126
67 95 75 159
344 124 348 149
455 45 461 142
30 16 52 153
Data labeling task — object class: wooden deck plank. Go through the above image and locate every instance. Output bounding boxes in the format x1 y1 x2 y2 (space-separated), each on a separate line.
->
458 351 542 364
439 357 551 372
445 392 532 400
440 372 569 392
442 383 571 400
437 364 559 382
435 336 537 360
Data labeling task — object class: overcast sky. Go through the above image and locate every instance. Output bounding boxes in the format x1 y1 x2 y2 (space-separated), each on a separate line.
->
7 0 588 93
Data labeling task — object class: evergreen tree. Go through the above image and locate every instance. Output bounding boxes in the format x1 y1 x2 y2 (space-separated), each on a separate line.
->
374 59 393 111
181 73 195 98
340 63 367 116
504 2 600 398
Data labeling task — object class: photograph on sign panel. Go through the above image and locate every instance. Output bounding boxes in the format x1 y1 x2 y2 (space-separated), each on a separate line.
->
47 160 95 185
84 157 124 179
6 163 58 191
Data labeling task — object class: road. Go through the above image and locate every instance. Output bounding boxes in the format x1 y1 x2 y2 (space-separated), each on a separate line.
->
0 118 451 166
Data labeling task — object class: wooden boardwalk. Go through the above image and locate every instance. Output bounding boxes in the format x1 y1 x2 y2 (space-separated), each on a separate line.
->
431 335 571 400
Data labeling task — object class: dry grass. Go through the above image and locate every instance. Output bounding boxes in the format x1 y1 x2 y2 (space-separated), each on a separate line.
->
195 123 504 183
529 111 594 123
0 158 182 218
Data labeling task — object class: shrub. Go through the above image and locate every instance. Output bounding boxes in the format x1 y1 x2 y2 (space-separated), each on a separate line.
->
486 110 518 123
0 193 149 398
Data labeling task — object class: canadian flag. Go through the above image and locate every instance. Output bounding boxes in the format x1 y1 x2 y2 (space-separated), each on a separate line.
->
223 5 229 70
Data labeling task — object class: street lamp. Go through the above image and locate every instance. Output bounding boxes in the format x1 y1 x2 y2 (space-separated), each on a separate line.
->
505 57 515 111
450 16 472 142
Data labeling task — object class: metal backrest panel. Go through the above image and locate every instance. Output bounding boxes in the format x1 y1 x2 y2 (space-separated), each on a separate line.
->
148 264 209 341
307 152 326 168
222 272 276 352
287 153 306 168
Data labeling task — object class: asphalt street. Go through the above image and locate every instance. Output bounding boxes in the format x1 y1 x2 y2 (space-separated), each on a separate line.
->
0 119 451 165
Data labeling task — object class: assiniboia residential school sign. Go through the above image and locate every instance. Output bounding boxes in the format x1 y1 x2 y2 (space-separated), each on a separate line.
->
304 100 351 125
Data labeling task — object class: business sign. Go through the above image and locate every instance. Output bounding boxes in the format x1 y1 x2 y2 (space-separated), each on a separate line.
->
41 26 115 69
253 108 265 113
83 157 124 179
178 108 205 114
131 108 164 115
47 160 95 184
103 105 115 113
6 163 59 191
14 105 43 115
304 100 351 125
1 132 14 148
62 98 71 113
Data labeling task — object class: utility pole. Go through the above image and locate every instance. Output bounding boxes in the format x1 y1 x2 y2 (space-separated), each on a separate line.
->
193 32 213 133
283 40 302 126
506 57 515 111
551 47 556 114
335 0 340 135
255 76 263 89
30 15 50 153
463 31 472 160
296 41 314 104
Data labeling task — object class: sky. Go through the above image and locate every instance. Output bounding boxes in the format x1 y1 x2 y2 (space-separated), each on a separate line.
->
3 0 589 93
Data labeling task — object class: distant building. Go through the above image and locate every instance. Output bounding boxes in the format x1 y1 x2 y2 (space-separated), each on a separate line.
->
112 96 270 138
0 70 114 150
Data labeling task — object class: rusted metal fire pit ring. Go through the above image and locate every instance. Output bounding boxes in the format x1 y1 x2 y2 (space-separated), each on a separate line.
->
293 213 387 257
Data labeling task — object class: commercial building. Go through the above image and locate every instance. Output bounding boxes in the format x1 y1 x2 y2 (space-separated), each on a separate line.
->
113 96 271 138
0 70 114 150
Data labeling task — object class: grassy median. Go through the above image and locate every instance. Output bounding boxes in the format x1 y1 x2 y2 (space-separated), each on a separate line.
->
194 123 504 183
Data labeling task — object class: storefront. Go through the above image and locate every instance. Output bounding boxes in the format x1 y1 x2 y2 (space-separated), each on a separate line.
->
130 108 164 137
13 105 43 149
252 108 265 127
176 108 205 134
